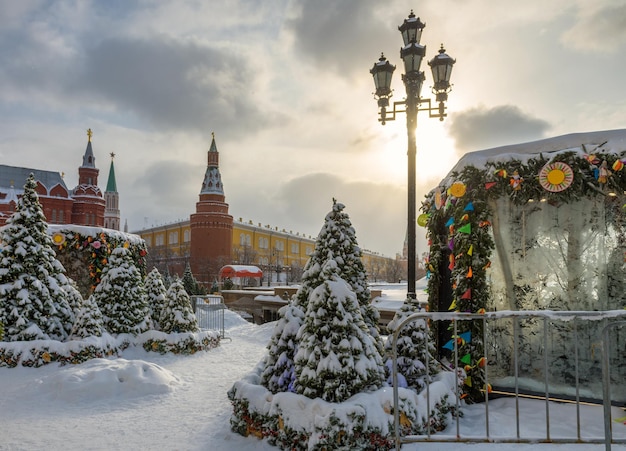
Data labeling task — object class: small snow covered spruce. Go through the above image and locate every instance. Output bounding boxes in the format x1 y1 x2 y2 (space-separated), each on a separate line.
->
70 294 106 339
260 302 304 393
93 246 151 335
160 278 199 333
145 267 168 330
182 262 205 296
262 199 385 394
384 299 439 392
293 260 385 403
0 174 74 341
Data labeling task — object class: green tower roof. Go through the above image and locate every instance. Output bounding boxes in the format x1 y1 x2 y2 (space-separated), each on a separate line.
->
106 154 117 192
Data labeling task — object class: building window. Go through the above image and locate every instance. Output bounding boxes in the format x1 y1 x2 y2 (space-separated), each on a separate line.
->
51 209 57 223
169 232 178 244
291 243 299 254
259 237 269 249
156 234 164 246
183 230 190 242
306 246 313 256
275 240 284 251
58 210 64 223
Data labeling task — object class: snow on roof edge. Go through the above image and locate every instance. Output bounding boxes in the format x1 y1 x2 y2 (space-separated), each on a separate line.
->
439 128 626 187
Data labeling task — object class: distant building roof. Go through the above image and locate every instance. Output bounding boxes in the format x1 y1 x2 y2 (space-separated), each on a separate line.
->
0 165 68 199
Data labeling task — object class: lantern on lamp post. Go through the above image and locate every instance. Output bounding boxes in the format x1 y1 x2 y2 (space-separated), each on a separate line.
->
370 10 455 300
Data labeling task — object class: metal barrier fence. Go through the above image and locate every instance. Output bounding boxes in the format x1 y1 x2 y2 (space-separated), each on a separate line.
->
390 310 626 450
192 295 226 338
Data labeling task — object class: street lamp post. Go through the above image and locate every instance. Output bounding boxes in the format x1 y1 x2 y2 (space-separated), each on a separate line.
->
370 10 455 301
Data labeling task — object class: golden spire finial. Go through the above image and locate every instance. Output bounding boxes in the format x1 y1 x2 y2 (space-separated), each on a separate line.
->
110 152 116 159
87 128 93 142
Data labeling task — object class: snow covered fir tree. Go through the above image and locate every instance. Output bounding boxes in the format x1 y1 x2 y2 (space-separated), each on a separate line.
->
0 173 74 342
261 199 386 395
230 200 459 450
93 246 151 336
145 267 168 330
0 175 220 367
292 259 385 402
384 300 440 393
161 277 199 334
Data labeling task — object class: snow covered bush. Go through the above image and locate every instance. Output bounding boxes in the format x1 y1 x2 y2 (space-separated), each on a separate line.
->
0 173 74 342
229 365 460 451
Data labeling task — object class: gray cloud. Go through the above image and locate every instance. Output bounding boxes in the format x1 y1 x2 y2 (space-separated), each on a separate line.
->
77 36 274 135
132 159 200 207
0 3 284 138
273 173 405 256
286 0 397 77
448 105 551 152
561 3 626 52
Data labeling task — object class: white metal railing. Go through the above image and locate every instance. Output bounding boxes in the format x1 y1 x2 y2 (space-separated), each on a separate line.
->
390 310 626 450
193 295 226 338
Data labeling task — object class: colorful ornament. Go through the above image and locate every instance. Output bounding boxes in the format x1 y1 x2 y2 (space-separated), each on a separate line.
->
598 160 611 184
464 202 474 211
417 213 429 227
494 169 507 178
51 232 66 246
485 181 497 190
434 188 445 210
449 182 467 198
509 170 523 191
467 244 473 256
461 288 471 299
612 160 624 171
538 161 574 192
458 223 471 234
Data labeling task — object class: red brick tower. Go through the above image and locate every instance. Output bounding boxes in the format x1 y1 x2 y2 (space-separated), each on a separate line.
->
71 128 105 226
190 133 233 284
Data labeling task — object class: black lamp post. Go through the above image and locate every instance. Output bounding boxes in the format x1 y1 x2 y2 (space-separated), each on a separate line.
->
370 10 455 301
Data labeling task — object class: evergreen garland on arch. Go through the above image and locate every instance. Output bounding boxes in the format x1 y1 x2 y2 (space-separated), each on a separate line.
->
422 149 626 401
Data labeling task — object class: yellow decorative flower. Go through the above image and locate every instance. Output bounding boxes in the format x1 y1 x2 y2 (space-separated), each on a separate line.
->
51 233 65 246
42 352 51 363
449 181 466 198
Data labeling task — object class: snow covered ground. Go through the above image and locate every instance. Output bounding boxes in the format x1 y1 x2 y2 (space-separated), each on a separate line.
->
1 309 625 450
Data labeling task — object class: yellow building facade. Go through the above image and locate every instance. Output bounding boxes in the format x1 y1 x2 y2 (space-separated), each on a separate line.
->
137 217 395 286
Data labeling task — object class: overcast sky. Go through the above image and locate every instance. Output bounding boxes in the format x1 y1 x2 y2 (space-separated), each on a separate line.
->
2 0 626 257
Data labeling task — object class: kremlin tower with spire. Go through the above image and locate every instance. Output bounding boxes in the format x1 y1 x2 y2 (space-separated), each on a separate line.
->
71 129 106 226
0 129 118 228
189 133 233 279
104 152 120 230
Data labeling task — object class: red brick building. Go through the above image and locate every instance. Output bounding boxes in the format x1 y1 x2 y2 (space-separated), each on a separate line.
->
0 129 110 228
